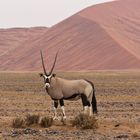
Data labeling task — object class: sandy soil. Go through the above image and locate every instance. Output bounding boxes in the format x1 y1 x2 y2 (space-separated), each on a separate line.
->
0 72 139 139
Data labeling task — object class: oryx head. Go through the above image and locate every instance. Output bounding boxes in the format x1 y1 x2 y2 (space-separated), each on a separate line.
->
40 50 58 89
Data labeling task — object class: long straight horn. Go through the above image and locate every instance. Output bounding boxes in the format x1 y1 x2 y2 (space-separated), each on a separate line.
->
49 51 59 75
40 50 47 75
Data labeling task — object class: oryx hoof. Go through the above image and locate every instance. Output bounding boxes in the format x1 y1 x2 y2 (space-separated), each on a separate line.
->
61 116 67 125
63 116 67 120
53 116 59 120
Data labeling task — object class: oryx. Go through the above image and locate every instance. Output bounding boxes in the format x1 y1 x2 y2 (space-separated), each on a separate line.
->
40 50 97 120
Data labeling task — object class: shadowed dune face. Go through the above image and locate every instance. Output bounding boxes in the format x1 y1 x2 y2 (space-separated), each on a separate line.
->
0 0 140 71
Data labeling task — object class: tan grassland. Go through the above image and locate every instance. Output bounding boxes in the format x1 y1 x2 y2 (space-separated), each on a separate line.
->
0 72 139 139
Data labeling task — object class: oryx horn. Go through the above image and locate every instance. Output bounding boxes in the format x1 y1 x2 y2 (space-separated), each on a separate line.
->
40 50 47 75
49 51 59 75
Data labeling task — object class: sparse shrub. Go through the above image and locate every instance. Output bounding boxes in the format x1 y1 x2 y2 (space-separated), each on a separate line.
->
40 117 53 128
71 113 98 129
12 118 24 128
25 114 40 126
132 131 139 138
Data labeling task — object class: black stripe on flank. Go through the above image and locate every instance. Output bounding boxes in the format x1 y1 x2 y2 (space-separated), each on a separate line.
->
64 93 80 100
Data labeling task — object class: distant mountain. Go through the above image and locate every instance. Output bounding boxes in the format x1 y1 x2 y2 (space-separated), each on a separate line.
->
0 0 140 71
0 27 48 71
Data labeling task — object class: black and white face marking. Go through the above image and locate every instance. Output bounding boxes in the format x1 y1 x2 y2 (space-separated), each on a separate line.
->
40 73 56 89
41 74 52 88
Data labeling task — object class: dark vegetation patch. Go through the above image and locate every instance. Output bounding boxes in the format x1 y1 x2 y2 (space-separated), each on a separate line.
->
71 113 98 129
40 117 53 128
25 114 40 126
12 118 24 128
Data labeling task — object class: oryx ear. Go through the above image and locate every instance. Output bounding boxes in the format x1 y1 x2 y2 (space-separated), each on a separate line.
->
39 73 43 77
52 73 56 77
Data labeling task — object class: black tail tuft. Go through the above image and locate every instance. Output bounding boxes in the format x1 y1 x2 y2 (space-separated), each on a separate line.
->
92 87 97 114
85 80 97 114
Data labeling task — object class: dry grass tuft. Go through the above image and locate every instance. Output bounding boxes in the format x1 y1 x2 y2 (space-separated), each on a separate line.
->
40 117 53 128
132 132 139 138
71 113 98 129
12 118 24 128
25 114 40 126
131 129 139 138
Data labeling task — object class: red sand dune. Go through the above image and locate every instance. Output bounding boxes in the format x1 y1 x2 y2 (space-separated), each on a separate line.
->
0 0 140 71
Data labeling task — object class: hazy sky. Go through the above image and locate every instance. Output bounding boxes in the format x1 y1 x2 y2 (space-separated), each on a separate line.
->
0 0 113 28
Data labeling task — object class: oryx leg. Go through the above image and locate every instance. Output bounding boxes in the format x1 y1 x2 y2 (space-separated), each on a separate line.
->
84 80 97 115
81 94 89 114
86 99 93 116
59 99 66 119
87 94 94 116
89 103 93 116
84 85 95 116
53 100 59 120
88 89 98 116
81 94 93 116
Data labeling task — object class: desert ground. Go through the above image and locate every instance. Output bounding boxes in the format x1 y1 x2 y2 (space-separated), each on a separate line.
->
0 71 139 140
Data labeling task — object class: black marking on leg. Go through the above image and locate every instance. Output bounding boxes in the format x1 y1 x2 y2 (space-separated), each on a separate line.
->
81 94 88 106
59 99 65 117
54 101 58 108
81 94 90 107
59 99 64 106
87 101 90 107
